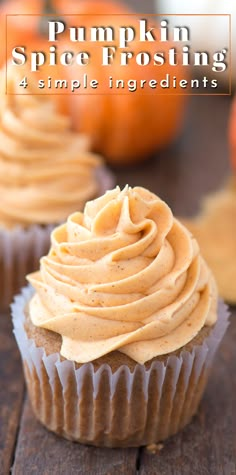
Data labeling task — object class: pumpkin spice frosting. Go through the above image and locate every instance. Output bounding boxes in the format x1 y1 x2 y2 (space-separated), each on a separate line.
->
0 70 102 228
28 186 218 365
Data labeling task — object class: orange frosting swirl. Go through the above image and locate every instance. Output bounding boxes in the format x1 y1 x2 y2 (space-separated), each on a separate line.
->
28 186 218 364
0 71 102 228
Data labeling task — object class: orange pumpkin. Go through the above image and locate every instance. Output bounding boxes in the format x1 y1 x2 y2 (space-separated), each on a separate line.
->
0 0 44 68
229 96 236 171
1 0 69 116
50 0 187 164
3 0 188 164
3 8 70 116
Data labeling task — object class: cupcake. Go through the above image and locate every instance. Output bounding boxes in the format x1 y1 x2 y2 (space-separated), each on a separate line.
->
0 68 112 309
12 186 229 447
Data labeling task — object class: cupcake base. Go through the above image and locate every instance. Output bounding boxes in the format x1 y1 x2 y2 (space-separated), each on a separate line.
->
12 287 229 448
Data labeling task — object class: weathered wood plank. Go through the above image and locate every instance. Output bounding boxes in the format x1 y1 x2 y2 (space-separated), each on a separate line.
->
12 399 138 475
139 309 236 475
0 311 24 475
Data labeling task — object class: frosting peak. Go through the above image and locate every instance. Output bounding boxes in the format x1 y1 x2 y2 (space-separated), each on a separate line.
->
0 69 102 228
28 186 218 364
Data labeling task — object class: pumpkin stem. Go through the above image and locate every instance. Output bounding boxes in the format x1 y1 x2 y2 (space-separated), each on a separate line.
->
39 0 61 36
43 0 56 14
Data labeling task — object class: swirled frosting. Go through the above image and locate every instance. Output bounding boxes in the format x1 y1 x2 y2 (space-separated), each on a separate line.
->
28 186 218 364
0 70 102 228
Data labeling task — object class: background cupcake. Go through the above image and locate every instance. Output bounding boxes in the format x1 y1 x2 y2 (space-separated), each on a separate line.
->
0 67 113 310
12 186 229 447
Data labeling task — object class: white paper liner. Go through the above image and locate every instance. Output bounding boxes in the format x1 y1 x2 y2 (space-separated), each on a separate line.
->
0 166 115 311
11 286 230 448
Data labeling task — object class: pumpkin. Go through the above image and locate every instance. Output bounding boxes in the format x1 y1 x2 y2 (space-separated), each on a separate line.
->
229 96 236 171
0 0 44 69
3 0 187 164
50 0 188 164
1 0 70 116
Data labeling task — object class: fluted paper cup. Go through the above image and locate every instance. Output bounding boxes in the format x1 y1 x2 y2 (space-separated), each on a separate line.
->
11 286 229 448
0 167 114 311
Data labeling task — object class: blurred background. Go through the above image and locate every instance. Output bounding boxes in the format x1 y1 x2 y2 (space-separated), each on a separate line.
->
0 0 235 300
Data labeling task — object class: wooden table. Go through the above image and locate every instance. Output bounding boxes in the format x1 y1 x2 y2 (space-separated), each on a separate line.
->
0 94 235 475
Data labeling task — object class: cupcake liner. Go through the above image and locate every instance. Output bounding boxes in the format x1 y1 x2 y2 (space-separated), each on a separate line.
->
0 224 54 312
0 166 114 311
11 286 229 448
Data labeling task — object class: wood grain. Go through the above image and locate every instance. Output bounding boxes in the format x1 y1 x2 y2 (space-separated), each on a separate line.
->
0 311 24 475
139 308 236 475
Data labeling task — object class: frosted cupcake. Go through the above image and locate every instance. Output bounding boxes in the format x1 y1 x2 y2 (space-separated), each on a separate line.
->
12 186 229 447
0 70 112 309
